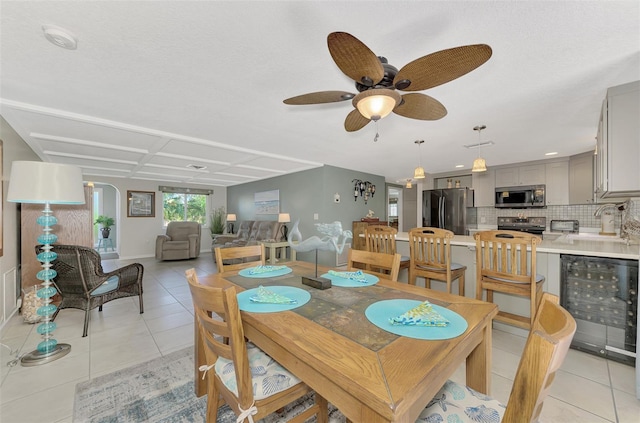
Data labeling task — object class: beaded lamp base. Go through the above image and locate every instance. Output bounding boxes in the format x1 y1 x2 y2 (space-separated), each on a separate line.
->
21 343 71 367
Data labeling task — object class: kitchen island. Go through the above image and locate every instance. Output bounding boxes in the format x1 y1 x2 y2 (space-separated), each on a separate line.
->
396 232 640 398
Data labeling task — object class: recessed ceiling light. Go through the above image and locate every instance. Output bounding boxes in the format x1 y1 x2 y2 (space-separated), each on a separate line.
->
545 152 558 156
455 164 464 168
42 25 78 50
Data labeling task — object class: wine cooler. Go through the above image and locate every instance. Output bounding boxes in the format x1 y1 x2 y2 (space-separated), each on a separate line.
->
561 254 638 366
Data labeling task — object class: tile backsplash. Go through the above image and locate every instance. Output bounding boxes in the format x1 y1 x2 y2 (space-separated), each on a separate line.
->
476 199 639 230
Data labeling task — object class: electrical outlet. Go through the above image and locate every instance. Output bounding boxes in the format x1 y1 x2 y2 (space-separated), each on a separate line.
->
313 213 319 220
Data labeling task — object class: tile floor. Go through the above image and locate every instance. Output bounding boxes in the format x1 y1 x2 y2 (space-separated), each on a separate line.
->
1 255 639 422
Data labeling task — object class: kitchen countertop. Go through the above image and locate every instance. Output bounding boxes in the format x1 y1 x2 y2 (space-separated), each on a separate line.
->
395 232 640 260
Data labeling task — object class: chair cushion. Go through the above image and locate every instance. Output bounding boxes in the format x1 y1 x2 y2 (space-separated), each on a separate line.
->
487 273 545 284
163 241 190 250
215 342 302 400
91 276 119 296
418 379 506 422
416 262 465 271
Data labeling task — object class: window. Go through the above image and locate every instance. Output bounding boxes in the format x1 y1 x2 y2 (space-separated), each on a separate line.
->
159 186 214 226
162 192 208 225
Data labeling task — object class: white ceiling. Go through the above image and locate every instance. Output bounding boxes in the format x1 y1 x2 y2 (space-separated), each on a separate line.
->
1 1 638 187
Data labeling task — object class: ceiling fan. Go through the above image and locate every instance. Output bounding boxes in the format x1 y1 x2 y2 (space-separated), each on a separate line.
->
283 32 492 132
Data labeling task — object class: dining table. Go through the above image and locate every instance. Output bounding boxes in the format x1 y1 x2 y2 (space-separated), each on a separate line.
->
194 261 498 423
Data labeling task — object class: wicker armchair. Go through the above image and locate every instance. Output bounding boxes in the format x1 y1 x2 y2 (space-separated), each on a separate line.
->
36 244 144 337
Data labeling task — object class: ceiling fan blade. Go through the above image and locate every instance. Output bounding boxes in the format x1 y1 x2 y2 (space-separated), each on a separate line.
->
328 32 384 86
344 109 371 132
283 91 356 105
394 44 492 91
393 93 447 120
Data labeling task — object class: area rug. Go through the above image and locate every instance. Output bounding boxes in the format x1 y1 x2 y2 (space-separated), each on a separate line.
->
73 346 345 422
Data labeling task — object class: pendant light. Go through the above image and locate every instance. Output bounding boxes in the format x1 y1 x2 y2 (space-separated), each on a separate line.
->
405 179 413 189
413 140 426 179
472 125 488 172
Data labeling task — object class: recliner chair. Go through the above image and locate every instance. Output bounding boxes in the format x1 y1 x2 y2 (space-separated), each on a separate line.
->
156 221 201 260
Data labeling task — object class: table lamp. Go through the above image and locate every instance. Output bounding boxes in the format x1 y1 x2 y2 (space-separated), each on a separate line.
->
7 161 85 366
226 213 236 234
278 213 291 241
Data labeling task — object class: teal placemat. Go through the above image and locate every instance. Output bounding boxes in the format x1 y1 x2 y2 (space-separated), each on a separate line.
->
365 299 468 340
238 266 293 278
321 271 379 287
237 286 310 313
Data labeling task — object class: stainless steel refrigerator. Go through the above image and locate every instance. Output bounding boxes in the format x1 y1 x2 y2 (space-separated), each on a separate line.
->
422 188 474 235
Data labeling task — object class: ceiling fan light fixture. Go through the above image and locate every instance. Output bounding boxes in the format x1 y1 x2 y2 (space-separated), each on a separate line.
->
353 89 401 121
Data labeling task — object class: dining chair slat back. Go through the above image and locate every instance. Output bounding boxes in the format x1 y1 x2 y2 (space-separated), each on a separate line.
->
474 230 545 329
365 225 410 271
214 244 265 273
407 227 466 296
347 249 401 281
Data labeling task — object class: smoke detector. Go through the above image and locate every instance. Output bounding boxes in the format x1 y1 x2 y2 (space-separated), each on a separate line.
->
42 25 78 50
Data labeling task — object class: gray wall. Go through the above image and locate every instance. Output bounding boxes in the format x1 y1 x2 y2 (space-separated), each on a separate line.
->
1 116 41 325
227 165 386 266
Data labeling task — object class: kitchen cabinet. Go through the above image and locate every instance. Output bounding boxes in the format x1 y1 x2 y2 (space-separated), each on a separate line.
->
569 151 595 204
495 164 545 187
352 220 388 250
596 81 640 198
472 169 495 207
545 161 569 205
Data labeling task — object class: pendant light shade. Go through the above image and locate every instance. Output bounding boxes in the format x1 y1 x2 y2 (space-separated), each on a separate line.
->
405 179 413 189
471 125 488 173
472 157 487 172
413 140 426 179
353 89 401 121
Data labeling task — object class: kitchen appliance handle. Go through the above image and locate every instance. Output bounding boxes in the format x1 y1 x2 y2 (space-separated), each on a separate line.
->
439 197 445 229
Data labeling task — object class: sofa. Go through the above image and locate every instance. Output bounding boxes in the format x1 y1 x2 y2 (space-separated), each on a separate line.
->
156 221 201 261
211 220 282 262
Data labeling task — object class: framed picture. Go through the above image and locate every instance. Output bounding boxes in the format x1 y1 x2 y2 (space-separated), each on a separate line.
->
127 190 155 217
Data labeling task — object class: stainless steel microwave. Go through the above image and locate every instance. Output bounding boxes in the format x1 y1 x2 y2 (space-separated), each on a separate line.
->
495 185 546 208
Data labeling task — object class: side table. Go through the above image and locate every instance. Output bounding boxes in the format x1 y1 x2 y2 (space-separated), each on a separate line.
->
261 241 296 264
97 238 115 252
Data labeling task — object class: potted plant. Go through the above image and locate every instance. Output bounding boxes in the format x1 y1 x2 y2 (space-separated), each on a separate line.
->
209 206 226 236
94 215 115 239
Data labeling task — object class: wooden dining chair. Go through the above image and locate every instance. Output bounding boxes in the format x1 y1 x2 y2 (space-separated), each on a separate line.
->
418 293 576 422
214 244 265 274
347 249 401 281
364 225 410 272
475 230 545 330
185 269 328 423
407 227 466 296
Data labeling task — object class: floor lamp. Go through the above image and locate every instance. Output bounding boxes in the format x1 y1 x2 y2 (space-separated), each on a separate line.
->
7 161 85 366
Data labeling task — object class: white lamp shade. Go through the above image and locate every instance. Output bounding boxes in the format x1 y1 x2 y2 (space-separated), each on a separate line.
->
413 166 426 179
352 89 401 121
472 157 487 172
278 213 291 223
226 213 237 222
7 161 85 204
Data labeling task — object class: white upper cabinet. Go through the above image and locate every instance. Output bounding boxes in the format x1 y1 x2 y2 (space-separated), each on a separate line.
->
596 81 640 198
545 161 569 205
472 169 495 207
495 164 545 187
569 151 595 204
